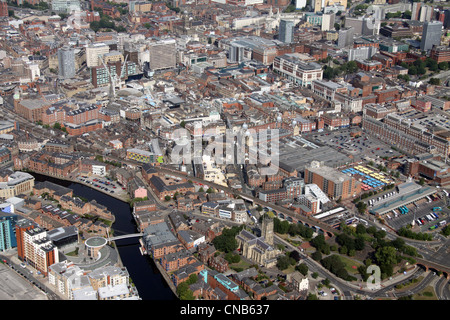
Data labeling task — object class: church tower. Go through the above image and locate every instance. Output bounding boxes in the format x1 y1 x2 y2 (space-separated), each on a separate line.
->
261 214 274 246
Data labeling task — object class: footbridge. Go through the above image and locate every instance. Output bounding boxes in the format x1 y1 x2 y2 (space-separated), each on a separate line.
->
107 233 144 241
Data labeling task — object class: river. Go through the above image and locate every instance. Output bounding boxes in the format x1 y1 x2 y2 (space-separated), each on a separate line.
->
32 173 177 300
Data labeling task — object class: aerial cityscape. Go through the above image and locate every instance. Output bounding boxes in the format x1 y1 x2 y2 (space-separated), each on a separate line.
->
0 0 449 304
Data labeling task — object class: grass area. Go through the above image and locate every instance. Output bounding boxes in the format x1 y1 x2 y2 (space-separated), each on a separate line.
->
276 233 301 244
65 250 79 257
281 264 296 275
229 259 253 271
395 276 423 291
413 286 437 300
338 255 363 275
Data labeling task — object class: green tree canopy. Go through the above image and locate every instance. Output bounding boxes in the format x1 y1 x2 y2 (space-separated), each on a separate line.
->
296 263 308 276
375 246 398 267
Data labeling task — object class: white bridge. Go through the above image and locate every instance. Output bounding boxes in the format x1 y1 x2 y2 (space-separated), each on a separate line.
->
107 233 144 241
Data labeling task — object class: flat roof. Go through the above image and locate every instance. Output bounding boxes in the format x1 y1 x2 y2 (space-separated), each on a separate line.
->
84 237 107 248
370 184 437 216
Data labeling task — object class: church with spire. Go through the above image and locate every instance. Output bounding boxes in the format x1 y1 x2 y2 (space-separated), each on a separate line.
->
235 214 280 268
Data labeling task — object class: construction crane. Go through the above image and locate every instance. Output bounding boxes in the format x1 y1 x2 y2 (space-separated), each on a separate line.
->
99 54 128 101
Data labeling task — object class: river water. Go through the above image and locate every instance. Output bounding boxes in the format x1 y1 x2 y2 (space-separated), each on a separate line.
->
32 173 177 300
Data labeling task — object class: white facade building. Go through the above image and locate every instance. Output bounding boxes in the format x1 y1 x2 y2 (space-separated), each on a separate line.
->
86 43 110 68
273 54 323 87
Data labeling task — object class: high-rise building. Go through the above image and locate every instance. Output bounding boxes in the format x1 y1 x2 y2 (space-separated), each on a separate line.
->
419 5 434 22
321 13 335 32
420 21 443 52
148 39 176 71
279 19 294 43
0 212 18 251
411 2 421 21
444 9 450 29
58 47 76 79
86 43 110 68
90 60 137 88
348 46 378 61
362 16 380 36
15 219 36 261
23 227 59 276
337 26 354 48
0 0 8 17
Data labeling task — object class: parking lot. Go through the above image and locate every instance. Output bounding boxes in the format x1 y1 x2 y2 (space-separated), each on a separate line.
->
77 175 127 197
384 196 449 232
306 128 403 162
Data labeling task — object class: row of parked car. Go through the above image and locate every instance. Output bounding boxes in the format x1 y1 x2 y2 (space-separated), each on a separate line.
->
78 176 122 194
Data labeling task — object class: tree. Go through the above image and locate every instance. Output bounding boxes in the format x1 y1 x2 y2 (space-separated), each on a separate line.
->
438 62 448 71
187 273 198 285
307 293 319 300
408 66 417 75
276 255 291 270
90 21 101 32
442 225 450 237
225 252 240 264
390 237 405 250
374 230 386 240
212 235 238 253
320 255 356 281
354 237 365 251
429 78 441 86
212 226 242 253
356 224 366 235
180 289 195 300
311 250 322 261
346 61 358 73
296 263 308 276
366 226 377 235
164 195 171 201
402 10 411 19
289 250 301 262
418 177 425 185
339 245 348 255
417 66 426 75
311 234 326 249
274 218 290 234
358 265 369 281
176 282 195 300
375 246 397 267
